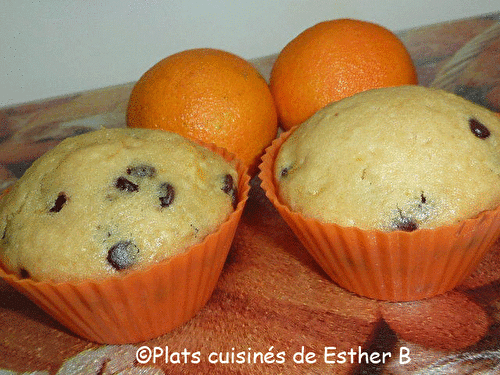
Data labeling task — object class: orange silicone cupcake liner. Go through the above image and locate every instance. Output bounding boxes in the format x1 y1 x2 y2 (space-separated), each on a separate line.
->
259 127 500 301
0 141 251 344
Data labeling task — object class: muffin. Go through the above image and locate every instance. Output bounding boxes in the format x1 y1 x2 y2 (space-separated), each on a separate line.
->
0 127 250 343
260 85 500 301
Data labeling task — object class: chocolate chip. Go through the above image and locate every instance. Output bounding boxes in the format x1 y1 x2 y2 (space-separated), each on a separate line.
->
49 192 67 212
469 118 490 139
420 193 427 204
191 224 199 236
115 177 139 192
159 183 175 208
395 217 418 232
222 174 238 208
127 164 156 178
221 174 234 194
280 167 290 178
107 241 139 270
19 268 30 279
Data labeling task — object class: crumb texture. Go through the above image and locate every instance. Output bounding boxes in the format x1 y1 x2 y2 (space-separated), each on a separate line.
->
0 128 238 282
275 85 500 230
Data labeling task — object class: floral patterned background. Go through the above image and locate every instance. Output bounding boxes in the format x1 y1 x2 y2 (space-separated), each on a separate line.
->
1 12 500 375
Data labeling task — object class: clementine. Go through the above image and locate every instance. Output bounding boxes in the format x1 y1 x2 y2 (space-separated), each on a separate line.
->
127 48 278 173
270 18 418 130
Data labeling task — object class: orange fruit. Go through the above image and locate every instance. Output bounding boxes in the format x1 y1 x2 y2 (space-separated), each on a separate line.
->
270 18 418 130
127 48 278 173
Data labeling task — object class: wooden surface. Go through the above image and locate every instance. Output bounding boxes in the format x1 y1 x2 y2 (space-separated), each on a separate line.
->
1 12 500 375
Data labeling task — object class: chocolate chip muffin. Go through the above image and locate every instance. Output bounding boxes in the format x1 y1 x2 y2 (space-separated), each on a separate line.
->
0 128 239 282
274 85 500 231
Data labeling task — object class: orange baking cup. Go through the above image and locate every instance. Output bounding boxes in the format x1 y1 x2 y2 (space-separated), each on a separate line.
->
259 127 500 301
0 141 250 344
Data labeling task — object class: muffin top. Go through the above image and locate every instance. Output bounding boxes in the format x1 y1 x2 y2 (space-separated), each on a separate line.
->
0 128 239 282
274 85 500 231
